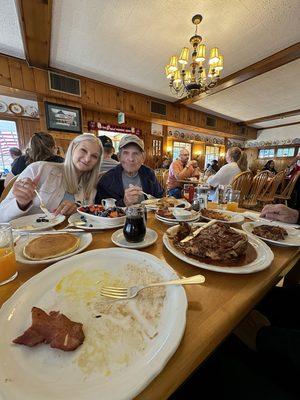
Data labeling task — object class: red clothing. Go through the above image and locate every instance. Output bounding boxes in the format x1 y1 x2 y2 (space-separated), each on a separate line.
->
167 160 194 190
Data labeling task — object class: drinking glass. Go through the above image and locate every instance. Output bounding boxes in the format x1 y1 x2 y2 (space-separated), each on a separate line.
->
0 224 18 285
183 184 194 203
226 190 240 212
123 205 146 243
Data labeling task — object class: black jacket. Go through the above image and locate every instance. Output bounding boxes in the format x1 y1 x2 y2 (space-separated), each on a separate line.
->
95 164 163 206
11 155 64 175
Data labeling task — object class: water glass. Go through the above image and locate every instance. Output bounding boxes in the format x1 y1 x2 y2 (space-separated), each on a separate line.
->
0 224 18 285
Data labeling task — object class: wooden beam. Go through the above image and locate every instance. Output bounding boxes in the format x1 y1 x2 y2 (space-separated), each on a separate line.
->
258 121 300 130
15 0 52 69
177 42 300 105
239 108 300 125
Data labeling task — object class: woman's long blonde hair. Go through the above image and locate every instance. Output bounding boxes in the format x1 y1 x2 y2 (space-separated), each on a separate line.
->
227 147 248 172
63 134 103 200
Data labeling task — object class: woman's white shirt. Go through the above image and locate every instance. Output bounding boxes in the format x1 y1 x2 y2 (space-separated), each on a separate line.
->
0 161 96 222
207 162 241 187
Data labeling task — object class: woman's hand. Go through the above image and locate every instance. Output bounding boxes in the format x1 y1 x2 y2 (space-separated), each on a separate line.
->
124 185 142 206
260 204 299 224
13 177 38 211
54 200 78 216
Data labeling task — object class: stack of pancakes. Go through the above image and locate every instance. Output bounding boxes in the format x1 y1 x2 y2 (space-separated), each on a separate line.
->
23 233 80 260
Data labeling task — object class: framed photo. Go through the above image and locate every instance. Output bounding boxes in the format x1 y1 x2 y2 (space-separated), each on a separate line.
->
44 102 82 133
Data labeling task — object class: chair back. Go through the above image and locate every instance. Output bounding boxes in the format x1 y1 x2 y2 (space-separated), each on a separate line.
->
154 169 165 188
277 171 300 199
242 171 270 208
231 171 253 205
258 170 285 203
162 170 169 191
0 175 18 203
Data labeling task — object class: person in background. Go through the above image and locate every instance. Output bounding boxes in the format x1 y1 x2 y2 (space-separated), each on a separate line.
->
11 132 64 176
262 160 277 175
204 159 219 179
111 146 119 162
167 149 199 198
96 134 163 206
286 155 300 179
56 146 65 158
4 147 23 187
98 135 119 173
207 147 247 188
0 134 102 222
161 155 172 169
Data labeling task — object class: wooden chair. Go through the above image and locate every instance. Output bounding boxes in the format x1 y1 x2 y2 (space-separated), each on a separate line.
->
231 171 253 206
257 170 285 205
241 171 270 209
0 175 18 203
162 170 169 192
274 171 300 205
154 169 165 188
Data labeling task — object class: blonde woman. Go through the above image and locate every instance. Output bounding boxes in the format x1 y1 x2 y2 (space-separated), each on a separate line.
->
207 147 247 189
0 134 103 222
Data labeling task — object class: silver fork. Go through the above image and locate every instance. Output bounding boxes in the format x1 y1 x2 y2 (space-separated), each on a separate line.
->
100 274 205 300
34 189 53 219
140 191 156 200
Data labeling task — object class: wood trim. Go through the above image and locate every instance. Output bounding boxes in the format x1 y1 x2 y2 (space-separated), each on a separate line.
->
240 108 300 125
258 121 300 130
177 42 300 105
15 0 52 69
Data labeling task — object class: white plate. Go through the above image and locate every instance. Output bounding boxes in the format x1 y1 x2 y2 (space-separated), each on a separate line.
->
163 223 274 274
111 228 158 249
141 198 190 211
77 206 126 227
14 232 93 265
200 209 245 224
10 214 65 232
155 212 200 226
68 213 124 230
0 248 187 400
242 212 300 229
242 221 300 247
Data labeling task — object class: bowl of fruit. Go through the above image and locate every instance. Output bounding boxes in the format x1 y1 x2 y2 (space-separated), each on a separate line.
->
77 204 126 227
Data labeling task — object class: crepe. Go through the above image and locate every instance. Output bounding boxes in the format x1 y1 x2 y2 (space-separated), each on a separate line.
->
23 233 80 260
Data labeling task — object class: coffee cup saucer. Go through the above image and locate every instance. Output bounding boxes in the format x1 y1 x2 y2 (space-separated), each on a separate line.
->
111 228 158 249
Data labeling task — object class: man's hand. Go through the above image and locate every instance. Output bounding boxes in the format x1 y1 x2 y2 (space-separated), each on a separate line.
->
124 185 142 206
54 200 78 216
260 204 299 224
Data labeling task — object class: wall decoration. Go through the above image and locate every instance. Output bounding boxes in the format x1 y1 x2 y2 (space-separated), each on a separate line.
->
227 139 246 148
24 105 39 118
168 127 224 144
0 101 8 113
151 123 163 136
88 121 141 135
9 103 24 115
45 102 82 133
245 137 300 148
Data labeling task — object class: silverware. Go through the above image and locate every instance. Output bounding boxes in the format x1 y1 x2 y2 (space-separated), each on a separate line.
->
140 191 156 199
34 189 53 219
180 219 217 243
100 274 205 300
16 229 86 236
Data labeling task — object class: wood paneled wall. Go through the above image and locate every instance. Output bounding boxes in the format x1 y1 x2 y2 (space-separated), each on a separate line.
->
245 147 299 173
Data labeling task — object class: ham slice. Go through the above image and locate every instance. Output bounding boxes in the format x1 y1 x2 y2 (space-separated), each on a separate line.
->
13 307 85 351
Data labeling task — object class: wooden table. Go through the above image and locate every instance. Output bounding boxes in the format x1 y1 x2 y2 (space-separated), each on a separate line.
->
1 213 299 400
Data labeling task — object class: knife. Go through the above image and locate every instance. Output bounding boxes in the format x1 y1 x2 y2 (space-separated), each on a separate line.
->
180 219 217 243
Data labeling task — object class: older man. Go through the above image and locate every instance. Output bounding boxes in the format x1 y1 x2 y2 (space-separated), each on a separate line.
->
167 149 199 198
95 134 163 206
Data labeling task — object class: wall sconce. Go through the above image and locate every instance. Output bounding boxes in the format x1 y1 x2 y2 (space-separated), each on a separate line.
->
167 146 173 153
220 152 225 157
197 150 203 156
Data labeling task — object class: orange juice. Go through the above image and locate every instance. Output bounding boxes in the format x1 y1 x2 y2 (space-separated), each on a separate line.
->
226 202 238 212
209 202 218 209
0 248 17 284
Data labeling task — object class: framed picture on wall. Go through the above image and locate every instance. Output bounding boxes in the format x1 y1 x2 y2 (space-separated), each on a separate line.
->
44 102 82 133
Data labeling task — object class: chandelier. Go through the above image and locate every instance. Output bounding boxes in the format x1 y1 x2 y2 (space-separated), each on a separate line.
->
165 14 224 98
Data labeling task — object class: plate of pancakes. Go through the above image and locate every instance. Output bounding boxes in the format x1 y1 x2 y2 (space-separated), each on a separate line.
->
14 232 93 264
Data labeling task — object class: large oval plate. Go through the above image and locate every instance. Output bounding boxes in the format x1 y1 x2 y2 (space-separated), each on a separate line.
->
200 209 245 224
0 248 187 400
163 223 274 274
10 213 65 232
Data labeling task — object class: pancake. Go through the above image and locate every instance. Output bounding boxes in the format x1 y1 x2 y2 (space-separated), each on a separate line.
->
23 233 80 260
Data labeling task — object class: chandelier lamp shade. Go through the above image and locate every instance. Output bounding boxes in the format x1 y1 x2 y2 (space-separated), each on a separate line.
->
165 14 224 98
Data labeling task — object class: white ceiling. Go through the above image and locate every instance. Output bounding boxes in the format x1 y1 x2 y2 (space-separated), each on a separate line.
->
0 0 25 59
1 0 300 130
255 115 300 129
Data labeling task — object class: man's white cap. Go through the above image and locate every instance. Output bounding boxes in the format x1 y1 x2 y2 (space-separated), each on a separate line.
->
119 134 144 151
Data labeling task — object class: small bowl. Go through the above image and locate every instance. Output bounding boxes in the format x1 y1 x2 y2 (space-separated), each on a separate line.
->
77 205 126 227
172 208 193 221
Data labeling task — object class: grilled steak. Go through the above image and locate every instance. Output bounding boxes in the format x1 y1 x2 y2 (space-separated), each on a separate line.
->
13 307 85 351
252 225 287 241
174 222 248 261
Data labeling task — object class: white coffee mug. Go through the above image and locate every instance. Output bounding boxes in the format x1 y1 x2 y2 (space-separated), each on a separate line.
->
101 198 117 209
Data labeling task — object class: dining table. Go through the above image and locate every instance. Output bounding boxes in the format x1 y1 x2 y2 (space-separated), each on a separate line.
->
0 208 299 400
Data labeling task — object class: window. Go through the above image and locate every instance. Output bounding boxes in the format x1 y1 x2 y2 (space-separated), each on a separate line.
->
0 120 19 172
172 141 191 161
152 139 162 156
258 148 275 159
276 147 295 157
205 145 220 166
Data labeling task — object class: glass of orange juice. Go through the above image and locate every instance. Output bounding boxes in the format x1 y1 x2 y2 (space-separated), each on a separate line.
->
0 224 18 285
226 190 240 212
